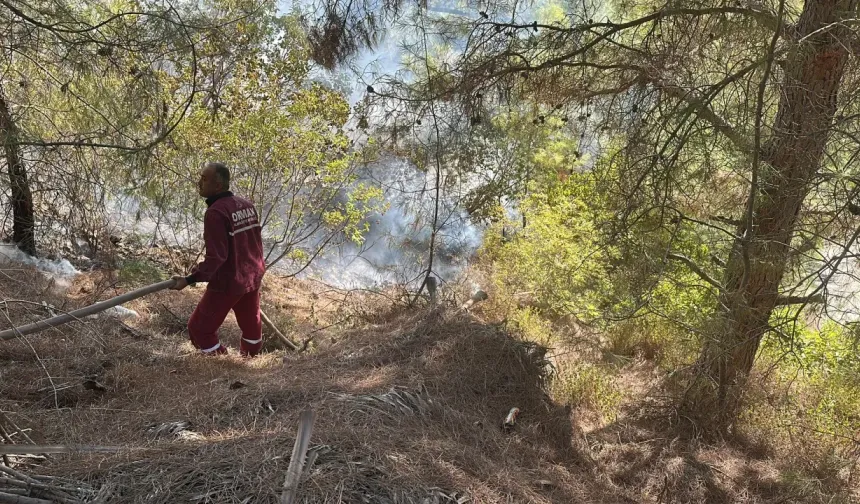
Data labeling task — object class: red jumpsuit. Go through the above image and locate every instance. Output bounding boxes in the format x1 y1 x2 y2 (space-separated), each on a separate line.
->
186 191 266 356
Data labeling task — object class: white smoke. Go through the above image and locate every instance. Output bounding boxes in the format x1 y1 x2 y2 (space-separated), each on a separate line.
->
305 155 484 289
0 244 80 280
803 243 860 325
98 159 485 291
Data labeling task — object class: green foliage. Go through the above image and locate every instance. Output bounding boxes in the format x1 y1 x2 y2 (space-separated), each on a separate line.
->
510 307 555 347
485 173 614 321
118 258 166 285
604 318 697 369
759 320 860 436
732 320 860 484
550 362 622 418
510 307 622 418
123 10 385 272
459 111 583 224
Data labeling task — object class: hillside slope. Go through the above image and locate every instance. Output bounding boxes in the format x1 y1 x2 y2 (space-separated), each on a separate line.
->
0 266 853 503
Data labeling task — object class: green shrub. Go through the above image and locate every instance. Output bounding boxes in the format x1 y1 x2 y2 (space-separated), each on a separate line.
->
551 362 622 419
604 317 698 370
118 258 165 285
510 307 555 347
737 319 860 492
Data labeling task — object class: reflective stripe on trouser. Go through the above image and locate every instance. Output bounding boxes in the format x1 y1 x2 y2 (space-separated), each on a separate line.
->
188 288 262 356
201 342 227 355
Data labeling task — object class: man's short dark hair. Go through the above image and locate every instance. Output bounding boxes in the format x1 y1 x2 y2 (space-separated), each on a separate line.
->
207 162 231 190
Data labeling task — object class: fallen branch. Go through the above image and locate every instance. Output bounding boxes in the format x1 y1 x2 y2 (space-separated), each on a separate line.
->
0 445 122 455
0 463 91 504
0 466 38 485
0 491 55 504
0 414 33 445
0 279 177 341
0 477 82 496
261 310 299 351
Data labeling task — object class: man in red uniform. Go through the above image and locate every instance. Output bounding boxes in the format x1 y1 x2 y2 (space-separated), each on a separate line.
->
171 162 266 357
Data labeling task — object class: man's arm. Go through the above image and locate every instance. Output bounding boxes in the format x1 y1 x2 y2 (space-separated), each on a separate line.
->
172 209 229 290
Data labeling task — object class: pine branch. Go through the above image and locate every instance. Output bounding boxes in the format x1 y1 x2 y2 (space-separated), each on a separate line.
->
774 294 825 306
667 252 724 292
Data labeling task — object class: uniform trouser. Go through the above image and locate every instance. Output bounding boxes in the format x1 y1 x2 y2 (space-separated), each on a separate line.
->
188 288 262 356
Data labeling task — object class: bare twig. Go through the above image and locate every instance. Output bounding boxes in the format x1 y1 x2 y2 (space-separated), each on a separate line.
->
774 294 825 306
299 315 353 352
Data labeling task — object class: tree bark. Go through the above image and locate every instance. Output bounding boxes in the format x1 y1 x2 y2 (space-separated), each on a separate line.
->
0 84 35 256
697 0 857 422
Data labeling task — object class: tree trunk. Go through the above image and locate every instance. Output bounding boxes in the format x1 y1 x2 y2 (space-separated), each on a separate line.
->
697 0 857 423
0 84 35 255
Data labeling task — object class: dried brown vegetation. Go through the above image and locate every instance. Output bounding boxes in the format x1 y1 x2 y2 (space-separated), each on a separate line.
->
0 266 856 503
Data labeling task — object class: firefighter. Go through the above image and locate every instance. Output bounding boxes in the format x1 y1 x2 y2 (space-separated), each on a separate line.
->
171 162 266 357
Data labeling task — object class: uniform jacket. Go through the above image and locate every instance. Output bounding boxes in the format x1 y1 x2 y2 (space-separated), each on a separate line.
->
187 191 265 294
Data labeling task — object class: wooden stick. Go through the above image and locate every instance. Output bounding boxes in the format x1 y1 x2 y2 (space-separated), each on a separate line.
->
0 445 122 455
0 478 78 504
261 310 299 351
0 423 13 466
0 279 177 341
0 413 34 445
0 464 39 484
0 491 56 504
280 409 315 504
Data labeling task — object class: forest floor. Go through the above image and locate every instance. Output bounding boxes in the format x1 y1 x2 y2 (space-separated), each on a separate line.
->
0 262 856 503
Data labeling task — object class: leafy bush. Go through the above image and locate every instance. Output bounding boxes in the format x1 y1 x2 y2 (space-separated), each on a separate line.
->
550 362 622 419
482 174 615 322
118 258 165 285
510 307 555 347
737 320 860 490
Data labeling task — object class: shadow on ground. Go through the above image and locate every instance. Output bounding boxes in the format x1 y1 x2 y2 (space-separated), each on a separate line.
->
0 271 850 503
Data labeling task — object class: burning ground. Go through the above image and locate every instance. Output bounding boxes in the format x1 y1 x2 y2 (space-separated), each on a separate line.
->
0 266 854 503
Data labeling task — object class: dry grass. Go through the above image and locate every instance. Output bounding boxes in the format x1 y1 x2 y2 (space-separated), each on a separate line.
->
0 266 857 503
